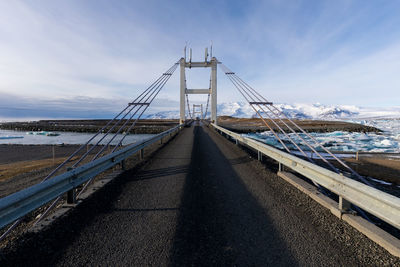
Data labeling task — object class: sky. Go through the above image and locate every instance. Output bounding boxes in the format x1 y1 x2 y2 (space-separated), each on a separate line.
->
0 0 400 119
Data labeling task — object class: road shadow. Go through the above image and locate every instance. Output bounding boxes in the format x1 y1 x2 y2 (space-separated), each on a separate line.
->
132 165 189 181
228 155 252 165
169 125 298 266
113 207 179 212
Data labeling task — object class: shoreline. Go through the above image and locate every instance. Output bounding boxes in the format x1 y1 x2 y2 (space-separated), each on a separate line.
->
0 119 179 134
218 116 382 133
0 117 382 134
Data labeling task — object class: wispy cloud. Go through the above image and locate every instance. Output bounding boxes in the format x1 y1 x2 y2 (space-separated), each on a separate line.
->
0 92 181 120
0 1 177 99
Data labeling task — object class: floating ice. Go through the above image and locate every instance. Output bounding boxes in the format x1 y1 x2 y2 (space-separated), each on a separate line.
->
375 139 393 147
0 129 154 145
245 119 400 154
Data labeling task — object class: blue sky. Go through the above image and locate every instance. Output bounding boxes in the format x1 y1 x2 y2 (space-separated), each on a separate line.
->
0 0 400 118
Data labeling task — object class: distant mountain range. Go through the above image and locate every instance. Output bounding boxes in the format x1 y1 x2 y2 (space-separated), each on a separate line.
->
144 102 400 120
1 99 399 122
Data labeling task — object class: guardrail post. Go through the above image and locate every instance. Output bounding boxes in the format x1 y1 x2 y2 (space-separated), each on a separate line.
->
139 149 144 160
67 189 76 204
121 160 126 170
258 151 263 161
339 196 351 212
356 151 359 161
66 167 76 204
278 162 284 172
160 137 163 144
235 139 239 145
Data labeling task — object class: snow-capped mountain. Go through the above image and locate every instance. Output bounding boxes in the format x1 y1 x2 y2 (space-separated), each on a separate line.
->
145 110 181 119
273 103 361 119
144 102 400 120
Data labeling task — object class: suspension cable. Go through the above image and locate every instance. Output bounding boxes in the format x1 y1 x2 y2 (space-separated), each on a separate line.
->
204 94 210 119
74 65 179 197
73 65 177 168
226 71 321 161
220 65 291 153
186 94 192 119
230 73 338 171
219 63 372 187
91 67 176 161
0 62 179 237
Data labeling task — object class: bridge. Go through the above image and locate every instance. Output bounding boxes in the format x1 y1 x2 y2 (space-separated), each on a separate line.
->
0 49 400 265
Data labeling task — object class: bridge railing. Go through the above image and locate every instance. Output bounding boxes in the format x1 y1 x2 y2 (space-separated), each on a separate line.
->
211 123 400 230
0 124 184 229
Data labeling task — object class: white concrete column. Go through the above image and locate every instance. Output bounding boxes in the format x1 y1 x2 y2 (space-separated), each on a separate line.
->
211 57 217 124
179 58 186 124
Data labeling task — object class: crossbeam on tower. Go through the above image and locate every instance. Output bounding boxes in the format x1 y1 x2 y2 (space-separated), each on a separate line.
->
186 89 211 94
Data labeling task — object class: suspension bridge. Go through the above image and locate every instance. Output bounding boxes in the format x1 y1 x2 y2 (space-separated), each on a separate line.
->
0 49 400 266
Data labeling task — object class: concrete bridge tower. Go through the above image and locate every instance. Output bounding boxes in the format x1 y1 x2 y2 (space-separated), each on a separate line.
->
180 48 217 124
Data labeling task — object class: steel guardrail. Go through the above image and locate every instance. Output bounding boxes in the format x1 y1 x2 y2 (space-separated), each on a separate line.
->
0 124 184 229
211 123 400 229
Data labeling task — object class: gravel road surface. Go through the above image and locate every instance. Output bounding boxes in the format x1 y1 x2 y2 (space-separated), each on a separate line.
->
2 122 399 266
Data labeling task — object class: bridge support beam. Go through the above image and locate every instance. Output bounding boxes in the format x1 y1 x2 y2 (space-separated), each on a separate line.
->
186 89 210 94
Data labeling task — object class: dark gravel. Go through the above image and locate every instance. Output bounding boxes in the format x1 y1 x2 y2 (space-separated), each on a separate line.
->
0 144 82 165
1 122 399 266
0 144 103 198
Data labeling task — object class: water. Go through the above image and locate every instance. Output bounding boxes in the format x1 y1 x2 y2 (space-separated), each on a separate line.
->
353 118 400 139
1 119 399 152
245 119 400 153
0 130 154 146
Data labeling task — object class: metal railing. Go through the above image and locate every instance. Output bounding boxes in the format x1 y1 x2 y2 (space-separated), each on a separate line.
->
0 124 184 229
211 123 400 230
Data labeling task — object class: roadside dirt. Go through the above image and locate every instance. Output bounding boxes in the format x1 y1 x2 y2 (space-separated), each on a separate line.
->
344 157 400 189
0 145 103 198
0 157 75 183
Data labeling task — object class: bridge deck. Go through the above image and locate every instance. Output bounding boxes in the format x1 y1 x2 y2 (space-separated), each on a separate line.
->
5 122 397 266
